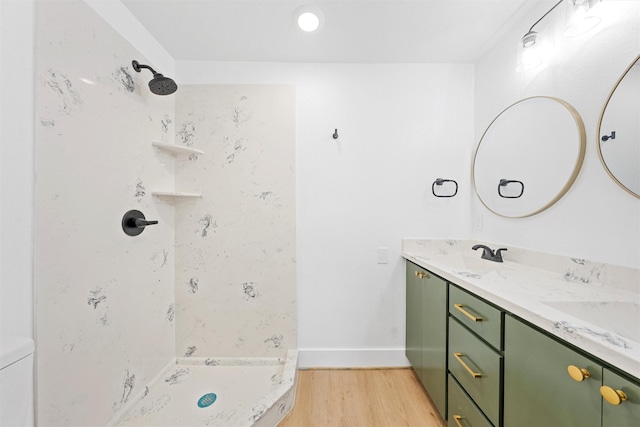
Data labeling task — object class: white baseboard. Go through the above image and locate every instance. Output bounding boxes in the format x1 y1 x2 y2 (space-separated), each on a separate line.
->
298 348 410 368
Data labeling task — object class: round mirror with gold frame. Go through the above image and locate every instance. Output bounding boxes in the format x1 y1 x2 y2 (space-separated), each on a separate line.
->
597 53 640 199
473 96 586 218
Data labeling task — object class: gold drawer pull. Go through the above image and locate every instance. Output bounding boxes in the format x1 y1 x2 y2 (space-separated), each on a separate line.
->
454 303 483 322
601 385 628 405
414 271 430 279
567 365 591 382
453 352 482 378
453 415 464 427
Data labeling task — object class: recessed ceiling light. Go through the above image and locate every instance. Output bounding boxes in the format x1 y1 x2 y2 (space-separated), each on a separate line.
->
298 12 320 32
293 5 324 33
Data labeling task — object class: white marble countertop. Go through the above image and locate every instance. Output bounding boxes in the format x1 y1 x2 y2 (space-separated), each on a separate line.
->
402 239 640 380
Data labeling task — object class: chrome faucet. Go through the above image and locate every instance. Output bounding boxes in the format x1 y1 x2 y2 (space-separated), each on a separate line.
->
472 245 508 263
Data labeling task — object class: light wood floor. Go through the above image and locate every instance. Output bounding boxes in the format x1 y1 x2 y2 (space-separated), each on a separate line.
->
278 368 446 427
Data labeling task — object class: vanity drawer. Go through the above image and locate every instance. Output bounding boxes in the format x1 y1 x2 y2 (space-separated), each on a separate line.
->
449 285 502 350
449 317 502 426
448 374 494 427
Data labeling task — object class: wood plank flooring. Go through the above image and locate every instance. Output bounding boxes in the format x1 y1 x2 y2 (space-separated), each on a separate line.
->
278 368 446 427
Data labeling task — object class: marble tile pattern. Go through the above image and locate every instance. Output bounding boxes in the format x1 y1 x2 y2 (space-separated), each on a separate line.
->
35 1 176 425
402 239 640 379
113 350 298 427
174 85 296 358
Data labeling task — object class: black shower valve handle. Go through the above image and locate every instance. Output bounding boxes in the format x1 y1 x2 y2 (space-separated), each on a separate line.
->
122 209 158 236
134 218 158 228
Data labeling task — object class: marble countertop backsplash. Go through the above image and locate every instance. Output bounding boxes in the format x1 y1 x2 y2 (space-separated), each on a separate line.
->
402 239 640 379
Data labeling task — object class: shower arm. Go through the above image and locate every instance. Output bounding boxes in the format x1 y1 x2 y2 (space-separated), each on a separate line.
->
132 60 157 75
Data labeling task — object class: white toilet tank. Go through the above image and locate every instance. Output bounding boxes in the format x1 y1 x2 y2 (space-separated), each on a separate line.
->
0 336 35 427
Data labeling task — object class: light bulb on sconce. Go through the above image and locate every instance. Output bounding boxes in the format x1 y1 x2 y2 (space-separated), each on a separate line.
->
521 30 538 48
516 41 544 72
564 0 602 37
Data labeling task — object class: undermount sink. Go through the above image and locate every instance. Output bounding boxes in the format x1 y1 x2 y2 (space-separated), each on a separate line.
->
543 300 640 344
457 253 503 268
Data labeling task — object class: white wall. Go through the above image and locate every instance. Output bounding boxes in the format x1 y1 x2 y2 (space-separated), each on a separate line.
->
178 62 475 366
473 0 640 268
0 0 36 338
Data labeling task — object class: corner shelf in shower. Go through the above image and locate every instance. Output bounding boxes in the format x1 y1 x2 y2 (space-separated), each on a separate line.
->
151 143 202 201
151 191 202 200
152 142 204 156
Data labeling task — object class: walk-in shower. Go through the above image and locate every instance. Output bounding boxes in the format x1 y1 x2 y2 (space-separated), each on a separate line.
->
35 2 296 425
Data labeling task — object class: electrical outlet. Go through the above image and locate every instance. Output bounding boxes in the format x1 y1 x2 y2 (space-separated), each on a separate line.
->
377 247 389 264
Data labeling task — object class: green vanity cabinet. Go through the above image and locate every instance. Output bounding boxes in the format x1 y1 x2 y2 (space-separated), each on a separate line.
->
448 311 502 426
504 314 603 427
406 261 423 371
447 285 504 427
602 368 640 426
406 258 640 427
405 261 448 419
448 374 493 427
504 314 640 427
449 285 502 350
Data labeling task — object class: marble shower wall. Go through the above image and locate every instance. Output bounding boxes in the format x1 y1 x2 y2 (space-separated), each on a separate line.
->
174 85 296 358
35 1 176 425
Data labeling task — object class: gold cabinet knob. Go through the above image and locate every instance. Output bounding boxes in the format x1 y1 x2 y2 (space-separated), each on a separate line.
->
567 365 591 382
452 415 464 427
414 271 430 279
601 385 628 405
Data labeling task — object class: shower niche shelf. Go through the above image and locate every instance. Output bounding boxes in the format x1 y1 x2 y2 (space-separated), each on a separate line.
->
151 143 202 202
152 142 204 156
151 191 202 200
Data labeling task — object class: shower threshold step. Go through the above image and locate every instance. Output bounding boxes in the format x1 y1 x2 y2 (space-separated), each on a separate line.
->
111 350 298 427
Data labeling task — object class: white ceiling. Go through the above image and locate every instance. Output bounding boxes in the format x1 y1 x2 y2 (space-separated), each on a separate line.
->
121 0 539 63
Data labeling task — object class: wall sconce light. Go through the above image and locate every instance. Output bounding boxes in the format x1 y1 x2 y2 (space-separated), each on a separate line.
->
519 0 603 46
517 0 563 71
564 0 602 37
520 0 564 49
517 0 605 72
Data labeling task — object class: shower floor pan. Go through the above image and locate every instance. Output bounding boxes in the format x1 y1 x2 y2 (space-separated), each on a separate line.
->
113 350 297 427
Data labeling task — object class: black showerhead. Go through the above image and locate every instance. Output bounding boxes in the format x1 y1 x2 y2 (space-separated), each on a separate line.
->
131 60 178 96
148 73 178 96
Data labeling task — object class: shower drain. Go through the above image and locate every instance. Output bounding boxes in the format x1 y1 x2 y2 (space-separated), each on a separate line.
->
197 393 217 408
